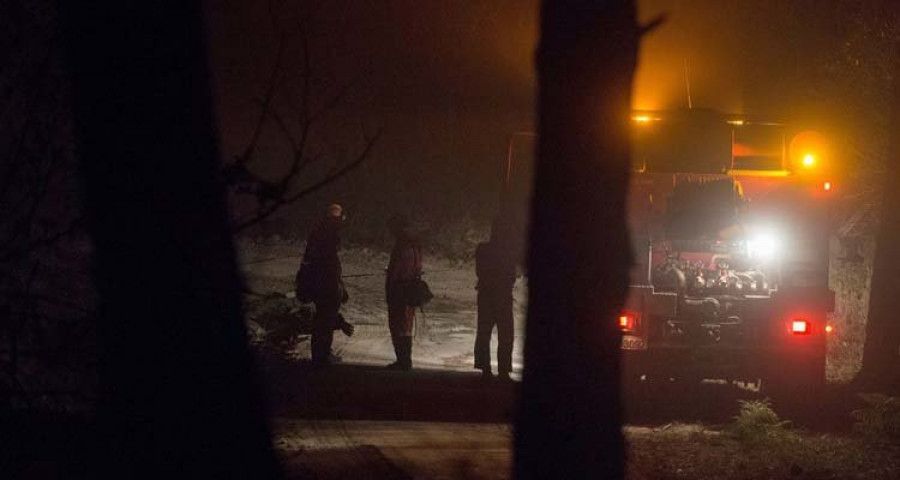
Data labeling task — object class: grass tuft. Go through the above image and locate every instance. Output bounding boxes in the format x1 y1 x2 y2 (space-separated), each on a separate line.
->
852 393 900 444
726 399 793 444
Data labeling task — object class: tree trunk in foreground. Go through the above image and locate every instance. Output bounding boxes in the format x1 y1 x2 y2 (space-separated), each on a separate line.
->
59 2 281 478
515 1 637 479
857 43 900 394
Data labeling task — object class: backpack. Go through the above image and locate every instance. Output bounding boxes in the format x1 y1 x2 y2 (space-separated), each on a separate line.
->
403 277 433 307
294 263 316 303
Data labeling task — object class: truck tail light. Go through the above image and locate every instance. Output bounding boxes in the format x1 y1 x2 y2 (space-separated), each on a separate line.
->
825 324 834 334
791 318 811 335
619 312 637 331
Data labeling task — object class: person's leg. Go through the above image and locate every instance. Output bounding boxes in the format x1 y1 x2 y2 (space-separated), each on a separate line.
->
390 330 401 362
387 300 404 368
496 294 514 379
398 305 415 369
474 292 493 375
399 336 412 370
311 302 337 367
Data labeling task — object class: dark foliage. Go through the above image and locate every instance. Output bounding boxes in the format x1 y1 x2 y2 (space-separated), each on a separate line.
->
59 1 281 477
0 0 95 413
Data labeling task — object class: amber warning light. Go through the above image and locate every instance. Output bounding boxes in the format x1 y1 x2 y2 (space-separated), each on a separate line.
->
802 154 816 169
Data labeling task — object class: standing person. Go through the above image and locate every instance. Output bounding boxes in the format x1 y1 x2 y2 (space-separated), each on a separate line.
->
297 204 348 368
385 214 422 370
474 217 518 380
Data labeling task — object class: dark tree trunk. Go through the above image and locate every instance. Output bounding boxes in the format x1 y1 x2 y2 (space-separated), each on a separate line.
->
59 2 281 478
515 1 637 479
857 45 900 394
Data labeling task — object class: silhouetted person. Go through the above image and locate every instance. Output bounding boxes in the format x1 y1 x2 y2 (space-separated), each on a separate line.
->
474 218 518 380
385 214 422 370
298 204 348 368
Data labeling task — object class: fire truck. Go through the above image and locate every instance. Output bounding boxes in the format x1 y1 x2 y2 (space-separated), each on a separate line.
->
624 109 836 396
506 109 835 395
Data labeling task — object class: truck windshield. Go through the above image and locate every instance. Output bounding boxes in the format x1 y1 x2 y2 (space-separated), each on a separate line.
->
631 111 785 174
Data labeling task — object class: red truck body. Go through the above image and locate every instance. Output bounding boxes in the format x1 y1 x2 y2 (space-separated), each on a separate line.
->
620 110 834 392
504 109 836 393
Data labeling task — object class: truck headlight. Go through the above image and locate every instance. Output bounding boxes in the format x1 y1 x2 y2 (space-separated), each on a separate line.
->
747 232 780 259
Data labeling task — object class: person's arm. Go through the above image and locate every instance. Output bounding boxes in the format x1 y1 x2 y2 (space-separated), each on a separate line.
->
339 278 349 304
395 246 420 281
475 243 486 281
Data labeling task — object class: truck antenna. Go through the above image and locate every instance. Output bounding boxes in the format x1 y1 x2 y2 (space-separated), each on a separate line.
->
683 57 693 110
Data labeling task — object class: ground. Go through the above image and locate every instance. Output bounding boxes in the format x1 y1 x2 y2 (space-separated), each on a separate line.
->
239 238 527 376
271 419 900 480
238 237 899 480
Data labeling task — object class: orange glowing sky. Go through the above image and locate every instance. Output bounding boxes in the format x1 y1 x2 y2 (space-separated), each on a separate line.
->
474 0 834 116
634 0 744 112
208 0 841 197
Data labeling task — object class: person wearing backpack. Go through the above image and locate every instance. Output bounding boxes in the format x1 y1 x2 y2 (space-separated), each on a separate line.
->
474 217 519 381
384 214 422 370
297 204 349 368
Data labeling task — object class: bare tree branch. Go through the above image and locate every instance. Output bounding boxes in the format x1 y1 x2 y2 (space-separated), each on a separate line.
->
233 128 381 232
223 0 381 233
308 74 364 125
234 36 287 167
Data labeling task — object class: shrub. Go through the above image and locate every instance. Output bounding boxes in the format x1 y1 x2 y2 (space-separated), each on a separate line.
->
851 393 900 443
244 294 313 349
726 399 793 444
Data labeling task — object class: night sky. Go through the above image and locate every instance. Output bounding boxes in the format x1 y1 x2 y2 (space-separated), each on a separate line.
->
204 0 843 231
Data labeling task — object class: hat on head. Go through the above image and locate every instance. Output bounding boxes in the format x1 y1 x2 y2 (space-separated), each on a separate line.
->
327 204 343 218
